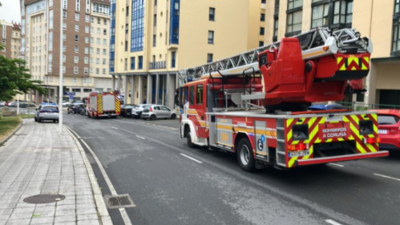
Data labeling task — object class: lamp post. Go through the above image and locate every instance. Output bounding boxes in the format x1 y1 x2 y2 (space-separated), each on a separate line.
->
58 1 64 133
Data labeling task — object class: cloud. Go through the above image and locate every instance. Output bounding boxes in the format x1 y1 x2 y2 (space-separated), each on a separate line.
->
0 1 21 23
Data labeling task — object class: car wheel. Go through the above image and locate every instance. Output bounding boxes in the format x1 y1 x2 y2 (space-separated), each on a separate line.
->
150 115 156 120
237 138 256 172
170 114 177 119
38 118 42 123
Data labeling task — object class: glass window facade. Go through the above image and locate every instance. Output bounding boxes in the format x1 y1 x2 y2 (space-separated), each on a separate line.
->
169 0 180 44
131 0 144 52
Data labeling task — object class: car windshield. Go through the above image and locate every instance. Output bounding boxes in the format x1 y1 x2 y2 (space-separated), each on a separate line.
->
43 106 58 111
378 115 400 125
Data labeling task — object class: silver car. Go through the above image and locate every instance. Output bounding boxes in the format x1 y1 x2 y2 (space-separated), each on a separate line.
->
132 104 154 118
35 105 59 123
141 105 176 120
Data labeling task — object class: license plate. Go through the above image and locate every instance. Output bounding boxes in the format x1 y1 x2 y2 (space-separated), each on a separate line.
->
289 150 310 158
378 129 388 134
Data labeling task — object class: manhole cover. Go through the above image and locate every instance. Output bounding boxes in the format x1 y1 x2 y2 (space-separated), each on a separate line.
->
23 194 65 204
104 194 135 209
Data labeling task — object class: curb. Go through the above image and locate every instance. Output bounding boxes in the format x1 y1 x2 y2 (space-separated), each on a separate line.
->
64 126 113 225
0 118 23 146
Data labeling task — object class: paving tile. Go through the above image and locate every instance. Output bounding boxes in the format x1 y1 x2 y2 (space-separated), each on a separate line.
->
54 215 76 223
30 216 54 225
5 219 31 225
77 219 100 225
77 213 99 221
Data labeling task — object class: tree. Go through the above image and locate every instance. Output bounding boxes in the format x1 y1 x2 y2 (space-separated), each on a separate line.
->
0 1 46 101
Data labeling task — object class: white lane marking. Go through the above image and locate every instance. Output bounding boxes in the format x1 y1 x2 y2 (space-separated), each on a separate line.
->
180 153 203 164
325 219 342 225
136 135 145 140
373 173 400 182
66 127 133 225
112 126 118 130
329 163 344 168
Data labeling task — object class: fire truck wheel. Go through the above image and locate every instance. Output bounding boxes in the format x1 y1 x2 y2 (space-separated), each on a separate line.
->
186 132 195 148
237 138 255 172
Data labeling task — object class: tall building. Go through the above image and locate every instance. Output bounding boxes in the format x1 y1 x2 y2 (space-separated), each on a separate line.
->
111 0 267 109
20 0 112 103
0 20 22 59
264 0 400 107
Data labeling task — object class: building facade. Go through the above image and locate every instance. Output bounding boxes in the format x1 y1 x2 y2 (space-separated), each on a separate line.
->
111 0 267 109
0 20 22 59
264 0 400 107
20 0 113 103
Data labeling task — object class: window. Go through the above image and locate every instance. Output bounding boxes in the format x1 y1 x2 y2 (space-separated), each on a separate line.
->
75 0 80 11
90 37 93 44
75 46 79 53
83 78 87 83
131 0 145 51
311 3 329 28
97 18 101 24
74 67 78 74
196 85 203 105
103 29 107 35
259 41 264 47
90 58 93 64
260 13 265 22
63 55 66 62
208 31 214 44
84 67 88 74
90 47 93 54
207 53 213 63
103 49 106 55
97 38 100 44
84 57 88 64
260 27 265 35
153 35 156 47
286 10 302 36
138 56 143 69
75 13 79 21
75 35 79 42
49 32 53 51
288 0 303 10
72 88 80 92
130 57 135 70
171 51 176 68
92 3 110 15
273 18 279 41
103 59 106 65
154 0 157 6
63 11 67 19
96 68 99 74
189 86 194 105
85 37 89 43
85 15 90 22
154 14 157 26
209 8 215 21
393 0 400 54
49 10 53 29
75 25 79 32
74 56 79 63
103 39 107 45
96 58 100 64
262 0 266 4
102 69 106 74
332 0 353 29
97 28 100 34
96 48 100 54
85 26 89 33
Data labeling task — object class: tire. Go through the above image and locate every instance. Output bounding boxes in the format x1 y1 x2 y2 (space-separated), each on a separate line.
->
38 118 42 123
237 138 256 172
150 115 156 120
34 117 37 122
53 120 56 123
186 132 195 148
170 114 176 119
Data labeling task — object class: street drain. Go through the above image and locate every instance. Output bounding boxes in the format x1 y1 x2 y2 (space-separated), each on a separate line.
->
23 194 65 204
104 194 136 209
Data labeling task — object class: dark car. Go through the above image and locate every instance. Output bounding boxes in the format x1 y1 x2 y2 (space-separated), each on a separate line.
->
68 103 83 114
79 104 87 115
308 103 346 111
121 104 137 117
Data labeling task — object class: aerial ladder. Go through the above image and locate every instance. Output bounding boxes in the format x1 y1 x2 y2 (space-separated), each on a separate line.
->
179 27 372 111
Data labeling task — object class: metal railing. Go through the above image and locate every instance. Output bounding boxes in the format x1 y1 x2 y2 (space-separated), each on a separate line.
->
338 102 400 111
149 61 166 69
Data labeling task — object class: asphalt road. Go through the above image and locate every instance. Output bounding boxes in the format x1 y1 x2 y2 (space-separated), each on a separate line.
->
63 114 400 225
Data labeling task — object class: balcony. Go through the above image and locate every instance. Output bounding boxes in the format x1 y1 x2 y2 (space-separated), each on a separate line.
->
149 61 166 70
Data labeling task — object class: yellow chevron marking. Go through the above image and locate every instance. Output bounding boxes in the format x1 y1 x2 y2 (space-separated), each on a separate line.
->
288 156 298 168
286 119 294 128
287 129 292 142
302 145 313 160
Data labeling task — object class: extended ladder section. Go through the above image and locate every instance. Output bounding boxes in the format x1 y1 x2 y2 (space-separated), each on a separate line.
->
179 28 372 81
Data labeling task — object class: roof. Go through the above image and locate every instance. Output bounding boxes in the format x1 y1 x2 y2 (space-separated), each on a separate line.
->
12 23 21 31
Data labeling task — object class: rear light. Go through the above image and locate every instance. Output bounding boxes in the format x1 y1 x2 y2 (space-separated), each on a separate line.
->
40 110 45 113
365 137 380 144
288 143 308 151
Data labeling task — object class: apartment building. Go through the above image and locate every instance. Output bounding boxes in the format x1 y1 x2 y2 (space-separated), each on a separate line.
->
265 0 400 106
0 20 22 59
20 0 112 103
111 0 267 109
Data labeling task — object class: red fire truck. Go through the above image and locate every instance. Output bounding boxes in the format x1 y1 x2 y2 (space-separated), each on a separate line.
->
176 28 388 171
87 92 121 118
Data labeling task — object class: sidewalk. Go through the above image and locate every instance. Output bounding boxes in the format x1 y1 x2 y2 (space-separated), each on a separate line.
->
0 119 111 225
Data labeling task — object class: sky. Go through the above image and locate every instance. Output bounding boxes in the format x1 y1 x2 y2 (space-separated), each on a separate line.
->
0 0 21 23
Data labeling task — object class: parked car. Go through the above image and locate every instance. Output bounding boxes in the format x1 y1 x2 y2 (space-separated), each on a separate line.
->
0 101 6 107
131 104 153 119
121 104 137 117
79 104 87 115
8 102 16 107
68 103 83 114
141 105 176 120
372 109 400 151
35 105 59 123
62 102 71 107
308 103 346 111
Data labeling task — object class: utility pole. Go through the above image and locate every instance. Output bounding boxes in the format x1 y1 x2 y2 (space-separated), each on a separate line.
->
58 1 64 133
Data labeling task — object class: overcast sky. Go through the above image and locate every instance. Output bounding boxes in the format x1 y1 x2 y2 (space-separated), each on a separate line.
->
0 0 21 23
